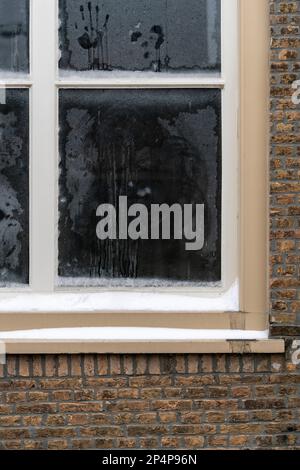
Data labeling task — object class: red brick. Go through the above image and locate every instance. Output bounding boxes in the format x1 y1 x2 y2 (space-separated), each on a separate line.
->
45 355 56 377
128 425 168 437
86 377 126 388
19 357 30 377
28 391 49 401
32 356 43 377
220 423 263 434
59 402 102 413
106 400 148 412
228 356 240 373
23 440 44 450
116 438 136 449
159 412 177 423
48 440 69 450
148 355 161 375
23 416 43 426
94 438 115 449
70 355 82 376
123 355 134 375
83 355 95 376
175 375 214 386
215 354 226 372
175 355 186 373
187 355 199 373
89 414 111 425
160 437 180 448
35 428 77 438
39 378 83 389
130 376 172 387
231 387 251 398
80 426 124 437
51 390 73 401
0 415 22 427
96 355 109 375
135 355 148 375
140 388 161 399
195 400 238 410
201 355 213 373
205 411 226 423
45 415 66 426
151 400 192 411
140 438 159 449
229 435 249 447
6 392 26 403
110 355 122 375
66 414 89 426
6 357 17 376
16 403 57 414
208 435 227 447
71 439 95 450
183 437 205 448
57 356 69 377
0 429 30 439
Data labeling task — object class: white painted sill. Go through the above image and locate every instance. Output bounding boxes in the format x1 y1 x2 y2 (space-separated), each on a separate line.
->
0 327 268 341
0 328 285 354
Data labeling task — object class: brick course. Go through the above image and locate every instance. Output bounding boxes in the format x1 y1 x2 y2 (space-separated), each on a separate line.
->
0 0 299 450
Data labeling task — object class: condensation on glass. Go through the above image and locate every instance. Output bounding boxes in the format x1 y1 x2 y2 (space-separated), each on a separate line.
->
59 0 221 74
0 88 29 286
58 89 221 287
0 0 29 74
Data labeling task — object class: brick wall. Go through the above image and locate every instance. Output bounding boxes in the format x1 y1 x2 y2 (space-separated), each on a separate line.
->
0 0 299 451
0 354 299 450
270 0 300 335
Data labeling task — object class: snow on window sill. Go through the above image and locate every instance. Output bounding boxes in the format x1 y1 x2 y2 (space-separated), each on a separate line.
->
0 281 239 313
0 327 269 342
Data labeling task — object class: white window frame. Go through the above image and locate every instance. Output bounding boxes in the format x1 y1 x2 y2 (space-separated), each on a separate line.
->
0 0 285 354
0 0 239 309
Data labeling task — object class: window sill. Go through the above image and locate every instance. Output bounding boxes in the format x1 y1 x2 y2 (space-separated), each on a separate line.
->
0 285 239 314
0 328 285 354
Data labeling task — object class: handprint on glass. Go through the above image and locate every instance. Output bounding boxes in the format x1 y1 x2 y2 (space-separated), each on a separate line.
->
59 0 221 74
75 2 111 70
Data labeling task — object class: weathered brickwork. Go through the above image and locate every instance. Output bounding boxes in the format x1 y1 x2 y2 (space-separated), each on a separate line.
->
0 354 299 450
0 0 299 451
270 0 300 333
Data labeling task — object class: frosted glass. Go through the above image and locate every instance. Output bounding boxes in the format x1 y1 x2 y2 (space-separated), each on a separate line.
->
58 88 221 286
0 0 29 73
59 0 221 73
0 89 29 286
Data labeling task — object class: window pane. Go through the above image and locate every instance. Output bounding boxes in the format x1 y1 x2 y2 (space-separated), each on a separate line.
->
58 89 221 287
59 0 221 74
0 88 29 286
0 0 29 74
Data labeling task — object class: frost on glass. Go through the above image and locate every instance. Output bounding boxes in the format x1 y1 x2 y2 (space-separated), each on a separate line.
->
58 89 221 286
0 89 29 286
59 0 221 74
0 0 29 74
